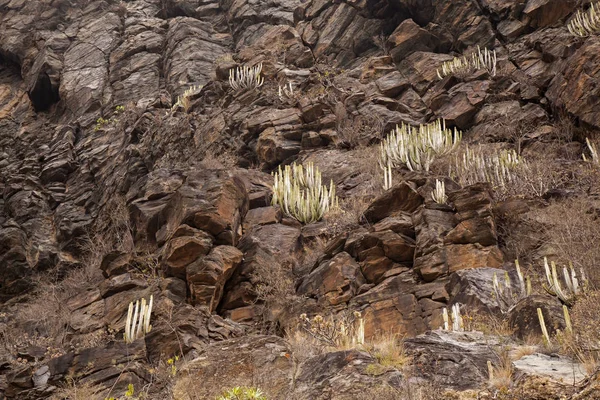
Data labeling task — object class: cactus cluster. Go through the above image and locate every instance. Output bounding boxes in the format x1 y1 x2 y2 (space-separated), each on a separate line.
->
124 295 153 344
229 63 264 91
442 304 464 332
379 119 461 173
451 147 524 191
278 81 294 100
171 85 202 112
567 2 600 37
542 257 587 305
437 46 497 79
492 260 531 313
431 179 447 204
271 162 338 224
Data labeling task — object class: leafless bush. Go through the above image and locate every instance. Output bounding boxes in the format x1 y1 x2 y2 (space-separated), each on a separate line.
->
335 103 384 149
529 198 600 287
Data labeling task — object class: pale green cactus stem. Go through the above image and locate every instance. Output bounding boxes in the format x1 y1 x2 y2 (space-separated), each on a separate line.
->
515 259 526 296
442 307 449 331
124 295 153 344
487 360 494 381
451 303 463 332
229 63 264 91
563 305 573 335
537 308 551 346
431 179 447 204
568 2 600 37
382 163 392 190
584 137 599 164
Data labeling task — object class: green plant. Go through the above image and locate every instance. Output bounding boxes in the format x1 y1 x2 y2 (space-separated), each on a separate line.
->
229 63 264 91
271 162 338 224
167 355 179 376
105 384 137 400
114 105 125 114
437 46 497 79
567 2 600 37
216 387 267 400
124 295 153 343
94 117 109 131
378 119 461 172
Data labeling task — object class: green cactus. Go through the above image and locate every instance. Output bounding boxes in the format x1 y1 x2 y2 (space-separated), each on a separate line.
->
271 162 338 224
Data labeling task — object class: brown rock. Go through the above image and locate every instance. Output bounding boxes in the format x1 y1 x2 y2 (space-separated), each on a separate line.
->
388 19 436 64
508 295 566 339
297 252 365 306
523 0 577 28
547 36 600 129
364 181 423 224
162 232 213 278
187 246 243 312
375 71 410 98
242 206 282 232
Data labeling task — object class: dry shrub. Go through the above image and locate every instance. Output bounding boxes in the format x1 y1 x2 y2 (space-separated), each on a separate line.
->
251 258 295 306
4 196 135 354
285 330 327 363
335 103 384 149
50 378 100 400
463 310 514 338
568 290 600 374
353 381 451 400
527 198 600 286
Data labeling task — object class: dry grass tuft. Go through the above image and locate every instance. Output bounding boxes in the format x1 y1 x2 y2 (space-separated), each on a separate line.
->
510 345 537 361
463 310 515 337
364 334 411 375
488 348 514 391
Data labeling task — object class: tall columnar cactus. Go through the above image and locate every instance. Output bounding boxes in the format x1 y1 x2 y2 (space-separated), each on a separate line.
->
124 295 153 343
437 46 497 79
271 162 338 224
567 2 600 37
379 119 461 172
229 63 264 91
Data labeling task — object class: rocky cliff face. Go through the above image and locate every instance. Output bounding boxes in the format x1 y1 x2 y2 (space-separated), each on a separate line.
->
1 0 600 398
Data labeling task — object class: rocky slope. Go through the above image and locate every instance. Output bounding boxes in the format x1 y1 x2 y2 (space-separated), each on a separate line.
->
1 0 600 398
